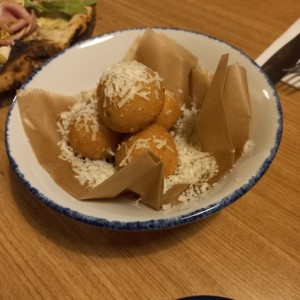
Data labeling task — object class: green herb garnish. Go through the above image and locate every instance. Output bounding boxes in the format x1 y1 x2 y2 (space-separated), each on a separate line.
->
24 0 96 17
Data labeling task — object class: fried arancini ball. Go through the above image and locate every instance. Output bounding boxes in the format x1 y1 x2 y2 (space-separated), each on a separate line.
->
155 89 181 130
68 116 120 160
115 123 178 177
97 61 165 133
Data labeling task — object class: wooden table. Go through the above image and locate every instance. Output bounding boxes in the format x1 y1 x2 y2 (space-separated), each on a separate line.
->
1 1 299 299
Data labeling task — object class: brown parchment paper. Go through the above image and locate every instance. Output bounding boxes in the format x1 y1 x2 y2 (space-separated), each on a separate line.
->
189 54 251 180
17 29 251 210
17 89 166 209
223 64 252 161
123 28 211 106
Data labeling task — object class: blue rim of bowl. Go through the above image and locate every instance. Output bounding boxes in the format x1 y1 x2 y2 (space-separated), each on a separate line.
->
5 27 283 231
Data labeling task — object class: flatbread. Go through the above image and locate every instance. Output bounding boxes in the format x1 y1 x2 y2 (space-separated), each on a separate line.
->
0 5 95 93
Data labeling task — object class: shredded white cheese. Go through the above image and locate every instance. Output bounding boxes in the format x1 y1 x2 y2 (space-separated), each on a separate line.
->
57 90 218 206
164 105 218 201
243 139 255 154
100 61 163 108
153 138 167 150
57 90 115 188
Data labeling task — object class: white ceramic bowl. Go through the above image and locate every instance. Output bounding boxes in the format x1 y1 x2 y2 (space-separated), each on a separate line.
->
5 28 282 230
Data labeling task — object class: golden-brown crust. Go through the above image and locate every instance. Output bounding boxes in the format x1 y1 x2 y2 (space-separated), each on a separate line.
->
68 117 121 160
115 123 178 177
155 89 181 130
0 41 54 92
98 80 165 133
97 62 165 133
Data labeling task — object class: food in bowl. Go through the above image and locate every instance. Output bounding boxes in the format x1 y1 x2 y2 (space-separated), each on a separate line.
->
115 123 178 177
66 97 120 160
56 59 219 209
156 89 181 130
97 61 165 133
16 29 253 212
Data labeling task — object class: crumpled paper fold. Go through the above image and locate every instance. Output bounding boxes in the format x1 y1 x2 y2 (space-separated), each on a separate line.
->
123 28 212 106
189 54 252 180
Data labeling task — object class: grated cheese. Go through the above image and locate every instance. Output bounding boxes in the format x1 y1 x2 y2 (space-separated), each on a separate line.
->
243 139 255 154
57 89 219 206
153 138 167 150
118 138 152 167
100 61 163 108
57 90 115 188
164 105 218 202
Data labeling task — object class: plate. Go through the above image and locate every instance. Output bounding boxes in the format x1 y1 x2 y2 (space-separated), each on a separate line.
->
5 28 282 230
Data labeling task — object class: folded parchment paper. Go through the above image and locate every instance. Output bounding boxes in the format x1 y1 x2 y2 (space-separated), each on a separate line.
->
17 29 251 210
123 28 212 107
